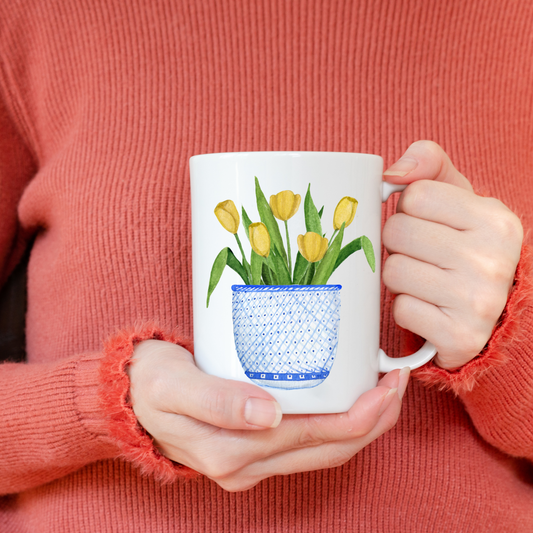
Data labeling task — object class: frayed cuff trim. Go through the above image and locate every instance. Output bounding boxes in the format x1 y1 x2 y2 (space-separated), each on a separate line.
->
99 322 198 482
413 244 533 394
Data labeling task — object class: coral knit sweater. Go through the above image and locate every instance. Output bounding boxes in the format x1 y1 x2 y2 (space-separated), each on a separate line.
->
1 0 533 531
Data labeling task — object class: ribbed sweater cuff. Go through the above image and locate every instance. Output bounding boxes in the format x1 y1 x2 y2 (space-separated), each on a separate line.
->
0 352 121 493
99 323 198 483
412 244 533 394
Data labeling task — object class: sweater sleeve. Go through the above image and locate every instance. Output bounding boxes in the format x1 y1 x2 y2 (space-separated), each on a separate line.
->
0 324 196 495
412 244 533 459
0 92 195 494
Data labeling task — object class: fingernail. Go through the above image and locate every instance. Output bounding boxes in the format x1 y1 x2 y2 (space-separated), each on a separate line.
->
383 157 418 178
378 388 398 416
398 367 411 400
244 398 282 428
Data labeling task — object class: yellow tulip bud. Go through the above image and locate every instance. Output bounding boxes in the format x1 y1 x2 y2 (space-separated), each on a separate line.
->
297 232 328 263
214 200 240 234
269 190 301 221
249 222 271 258
333 196 358 230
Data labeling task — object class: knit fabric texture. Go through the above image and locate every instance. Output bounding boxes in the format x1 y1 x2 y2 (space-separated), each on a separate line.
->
1 1 533 531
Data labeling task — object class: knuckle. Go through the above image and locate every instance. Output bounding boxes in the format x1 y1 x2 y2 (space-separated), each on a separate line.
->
391 295 411 329
198 457 242 481
480 255 510 285
143 374 172 409
450 324 487 359
296 426 319 449
466 286 498 322
295 417 325 449
216 477 259 493
383 213 408 246
382 255 400 288
461 277 506 324
322 449 355 470
483 199 524 243
411 139 442 155
401 180 432 215
200 387 238 426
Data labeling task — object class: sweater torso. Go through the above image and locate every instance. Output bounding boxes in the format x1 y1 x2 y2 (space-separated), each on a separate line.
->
1 0 532 531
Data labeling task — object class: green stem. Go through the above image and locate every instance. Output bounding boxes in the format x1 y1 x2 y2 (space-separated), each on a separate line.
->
234 233 252 283
235 233 245 260
330 229 339 243
284 220 292 281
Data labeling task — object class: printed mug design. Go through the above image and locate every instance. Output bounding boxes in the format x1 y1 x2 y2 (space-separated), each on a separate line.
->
232 285 341 389
206 177 375 389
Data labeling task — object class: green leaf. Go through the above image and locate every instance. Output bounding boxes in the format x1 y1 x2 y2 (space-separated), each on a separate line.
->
270 244 292 285
226 248 250 282
261 261 275 285
251 250 263 284
295 262 315 285
304 184 322 235
362 235 376 273
292 251 309 284
241 206 253 241
255 177 287 262
318 206 324 219
207 248 248 307
207 248 249 307
302 263 315 284
311 223 345 285
206 248 228 307
333 237 362 273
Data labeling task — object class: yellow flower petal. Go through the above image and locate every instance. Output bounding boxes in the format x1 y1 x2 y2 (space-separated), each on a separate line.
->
270 191 301 221
214 200 240 234
249 222 271 258
333 196 358 230
297 232 328 263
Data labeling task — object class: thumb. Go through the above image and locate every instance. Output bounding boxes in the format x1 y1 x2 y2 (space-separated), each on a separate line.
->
177 363 283 430
383 140 473 192
130 340 283 430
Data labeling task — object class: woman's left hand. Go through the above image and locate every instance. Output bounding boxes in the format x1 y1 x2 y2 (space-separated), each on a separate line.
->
382 140 523 370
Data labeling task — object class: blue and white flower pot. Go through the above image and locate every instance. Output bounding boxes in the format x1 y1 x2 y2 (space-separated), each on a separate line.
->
231 285 342 389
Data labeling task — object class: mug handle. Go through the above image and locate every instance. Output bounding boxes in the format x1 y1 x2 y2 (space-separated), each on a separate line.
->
378 181 437 372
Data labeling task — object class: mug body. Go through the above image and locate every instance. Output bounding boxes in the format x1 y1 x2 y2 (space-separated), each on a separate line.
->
232 284 342 389
190 152 383 414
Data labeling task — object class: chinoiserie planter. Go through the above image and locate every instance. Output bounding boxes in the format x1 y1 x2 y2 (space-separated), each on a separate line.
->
232 284 342 389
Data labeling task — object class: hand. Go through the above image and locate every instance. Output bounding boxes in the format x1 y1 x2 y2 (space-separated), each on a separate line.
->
382 140 523 369
127 339 410 492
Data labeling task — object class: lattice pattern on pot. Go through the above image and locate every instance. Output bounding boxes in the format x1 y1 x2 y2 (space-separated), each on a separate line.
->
232 285 341 376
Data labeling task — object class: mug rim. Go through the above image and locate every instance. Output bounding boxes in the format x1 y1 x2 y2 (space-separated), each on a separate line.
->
189 151 383 164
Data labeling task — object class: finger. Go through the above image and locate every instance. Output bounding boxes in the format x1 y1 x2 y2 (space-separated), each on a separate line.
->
216 386 405 492
382 212 465 268
162 371 403 470
383 253 453 307
172 363 284 430
237 371 403 459
391 294 489 368
165 342 402 440
154 369 409 483
377 367 404 389
395 180 485 230
383 140 473 191
132 340 282 430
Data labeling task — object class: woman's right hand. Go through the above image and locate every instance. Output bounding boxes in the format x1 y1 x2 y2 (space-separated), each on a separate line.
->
128 339 410 492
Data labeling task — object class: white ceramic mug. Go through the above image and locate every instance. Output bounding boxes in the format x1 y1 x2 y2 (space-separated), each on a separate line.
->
190 152 436 414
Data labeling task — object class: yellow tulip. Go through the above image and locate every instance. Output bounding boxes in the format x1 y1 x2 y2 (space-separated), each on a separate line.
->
249 222 271 258
297 232 328 263
269 190 301 221
333 196 358 230
214 200 240 234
